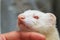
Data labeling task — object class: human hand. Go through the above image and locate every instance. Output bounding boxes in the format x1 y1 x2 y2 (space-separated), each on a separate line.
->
0 31 45 40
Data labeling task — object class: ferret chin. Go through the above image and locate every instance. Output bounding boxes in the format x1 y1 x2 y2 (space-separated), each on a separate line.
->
18 10 60 40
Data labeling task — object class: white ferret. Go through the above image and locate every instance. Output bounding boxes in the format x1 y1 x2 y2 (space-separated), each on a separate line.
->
18 10 60 40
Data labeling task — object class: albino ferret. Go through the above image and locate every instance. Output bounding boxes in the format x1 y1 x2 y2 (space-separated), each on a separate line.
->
18 10 60 40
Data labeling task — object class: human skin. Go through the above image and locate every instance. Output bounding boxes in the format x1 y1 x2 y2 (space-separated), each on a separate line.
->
0 31 45 40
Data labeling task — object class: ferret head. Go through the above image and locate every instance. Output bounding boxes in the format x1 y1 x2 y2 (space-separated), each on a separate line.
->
18 10 56 34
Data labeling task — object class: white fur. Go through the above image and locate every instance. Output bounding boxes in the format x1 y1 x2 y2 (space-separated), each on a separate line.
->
19 10 60 40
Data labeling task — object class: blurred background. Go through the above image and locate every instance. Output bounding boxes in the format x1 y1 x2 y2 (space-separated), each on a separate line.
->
1 0 60 35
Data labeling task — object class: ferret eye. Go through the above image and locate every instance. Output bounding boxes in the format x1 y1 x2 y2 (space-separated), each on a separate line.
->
33 16 39 19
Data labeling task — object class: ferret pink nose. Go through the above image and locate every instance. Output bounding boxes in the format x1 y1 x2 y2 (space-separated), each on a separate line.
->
20 16 25 19
18 15 25 25
18 15 25 21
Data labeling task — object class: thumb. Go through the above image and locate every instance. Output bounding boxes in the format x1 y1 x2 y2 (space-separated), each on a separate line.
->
20 32 46 40
0 31 46 40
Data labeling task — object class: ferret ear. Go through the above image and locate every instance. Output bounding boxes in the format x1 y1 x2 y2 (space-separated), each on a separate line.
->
46 13 56 25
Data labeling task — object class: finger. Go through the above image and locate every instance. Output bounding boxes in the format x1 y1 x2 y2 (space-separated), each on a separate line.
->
1 31 46 40
0 34 6 40
20 32 46 40
1 31 21 40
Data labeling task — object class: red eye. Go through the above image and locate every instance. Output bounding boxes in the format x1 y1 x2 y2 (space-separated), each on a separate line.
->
33 16 39 19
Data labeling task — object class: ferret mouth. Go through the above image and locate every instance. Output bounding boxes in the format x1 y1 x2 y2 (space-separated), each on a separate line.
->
19 21 32 31
19 21 36 32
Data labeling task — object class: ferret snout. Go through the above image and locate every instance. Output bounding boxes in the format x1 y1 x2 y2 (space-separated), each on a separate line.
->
18 15 25 25
18 15 25 21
